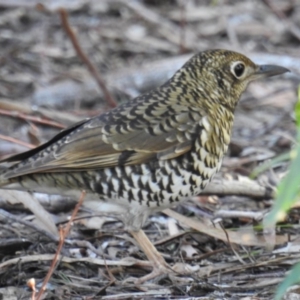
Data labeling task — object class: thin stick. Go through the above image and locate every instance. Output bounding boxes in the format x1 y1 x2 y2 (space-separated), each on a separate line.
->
0 134 35 149
263 0 300 42
58 9 117 108
179 1 187 54
0 109 65 129
35 190 86 300
0 208 58 242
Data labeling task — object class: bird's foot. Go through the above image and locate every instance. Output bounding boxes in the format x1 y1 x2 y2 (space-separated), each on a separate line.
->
123 260 174 285
127 229 172 283
138 258 174 284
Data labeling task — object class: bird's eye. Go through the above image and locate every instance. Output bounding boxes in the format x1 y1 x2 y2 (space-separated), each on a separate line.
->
233 63 245 78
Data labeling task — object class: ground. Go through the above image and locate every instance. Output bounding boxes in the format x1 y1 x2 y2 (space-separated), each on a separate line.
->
0 0 299 299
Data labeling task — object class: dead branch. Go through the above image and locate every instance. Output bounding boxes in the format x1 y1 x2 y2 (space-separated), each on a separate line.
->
111 0 197 50
201 177 274 199
163 209 290 246
35 190 86 300
0 208 58 242
58 8 117 108
0 108 65 129
215 210 265 221
263 0 300 42
0 134 35 149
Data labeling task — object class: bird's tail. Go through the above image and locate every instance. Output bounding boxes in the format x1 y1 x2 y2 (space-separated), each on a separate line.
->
0 170 88 196
0 163 24 189
0 172 17 189
0 168 10 187
0 179 10 187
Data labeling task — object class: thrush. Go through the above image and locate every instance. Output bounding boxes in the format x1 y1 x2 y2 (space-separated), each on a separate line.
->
0 50 288 282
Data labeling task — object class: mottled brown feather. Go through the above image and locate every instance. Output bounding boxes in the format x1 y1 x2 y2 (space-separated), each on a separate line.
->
0 103 198 179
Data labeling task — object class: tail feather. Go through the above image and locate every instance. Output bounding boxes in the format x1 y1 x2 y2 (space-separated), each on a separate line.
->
0 172 17 188
0 170 89 196
0 179 10 187
0 164 23 188
0 169 10 187
0 161 29 188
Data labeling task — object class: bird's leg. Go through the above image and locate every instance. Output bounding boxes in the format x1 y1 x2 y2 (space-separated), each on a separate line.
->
130 229 166 266
129 229 173 283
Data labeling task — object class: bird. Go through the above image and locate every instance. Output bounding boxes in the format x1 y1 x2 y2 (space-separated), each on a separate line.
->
0 49 289 283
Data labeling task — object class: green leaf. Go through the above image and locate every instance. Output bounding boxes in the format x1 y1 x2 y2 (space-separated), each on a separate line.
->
264 144 300 227
295 85 300 129
274 262 300 300
264 86 300 227
250 151 290 179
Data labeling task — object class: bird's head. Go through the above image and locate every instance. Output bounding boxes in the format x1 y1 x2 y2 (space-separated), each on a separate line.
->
178 49 289 111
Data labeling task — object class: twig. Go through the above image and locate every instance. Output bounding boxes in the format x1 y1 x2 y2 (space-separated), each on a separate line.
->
163 208 290 246
0 208 58 242
179 1 187 53
215 210 265 221
66 239 105 257
263 0 300 42
219 222 246 266
262 0 285 19
201 177 274 199
58 9 117 108
226 18 241 50
35 228 63 300
0 134 35 149
35 190 86 300
114 0 199 50
0 108 65 129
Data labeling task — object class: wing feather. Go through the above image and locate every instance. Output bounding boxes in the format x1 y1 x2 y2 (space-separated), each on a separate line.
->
1 99 202 179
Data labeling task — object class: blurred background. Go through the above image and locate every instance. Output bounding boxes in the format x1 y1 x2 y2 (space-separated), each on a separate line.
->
0 0 299 298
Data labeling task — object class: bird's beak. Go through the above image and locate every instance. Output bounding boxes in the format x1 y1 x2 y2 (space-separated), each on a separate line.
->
254 64 290 79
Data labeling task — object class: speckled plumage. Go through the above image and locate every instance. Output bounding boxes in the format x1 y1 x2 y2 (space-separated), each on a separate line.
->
0 49 288 230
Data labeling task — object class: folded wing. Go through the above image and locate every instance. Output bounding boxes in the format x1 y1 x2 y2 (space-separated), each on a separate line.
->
1 100 202 180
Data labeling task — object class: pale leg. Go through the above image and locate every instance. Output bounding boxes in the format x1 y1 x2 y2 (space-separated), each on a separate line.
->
129 229 172 283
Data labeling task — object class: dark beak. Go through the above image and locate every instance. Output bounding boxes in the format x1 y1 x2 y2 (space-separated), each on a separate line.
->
254 64 290 78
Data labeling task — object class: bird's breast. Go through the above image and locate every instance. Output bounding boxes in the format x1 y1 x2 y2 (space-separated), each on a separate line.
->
85 113 234 209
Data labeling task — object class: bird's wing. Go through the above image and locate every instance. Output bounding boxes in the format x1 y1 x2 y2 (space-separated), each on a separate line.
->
1 101 202 179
